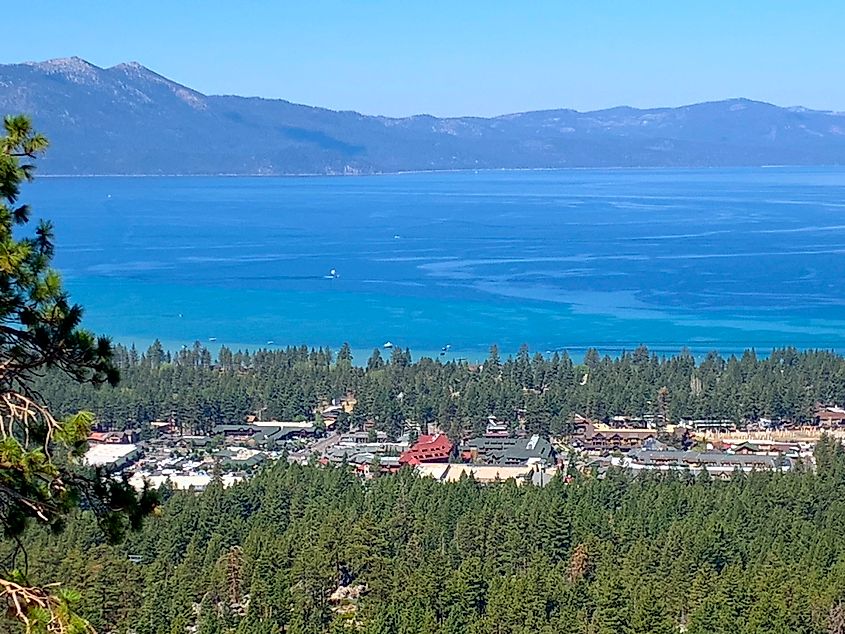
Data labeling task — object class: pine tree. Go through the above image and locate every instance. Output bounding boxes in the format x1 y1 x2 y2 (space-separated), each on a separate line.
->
0 115 155 631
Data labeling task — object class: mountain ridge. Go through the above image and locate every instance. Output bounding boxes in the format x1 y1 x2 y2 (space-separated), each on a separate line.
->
2 57 844 175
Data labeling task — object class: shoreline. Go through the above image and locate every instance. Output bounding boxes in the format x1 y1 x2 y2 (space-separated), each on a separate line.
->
107 336 845 366
34 164 833 179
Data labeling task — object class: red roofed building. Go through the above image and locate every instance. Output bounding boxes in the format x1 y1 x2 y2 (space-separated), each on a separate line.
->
399 434 453 465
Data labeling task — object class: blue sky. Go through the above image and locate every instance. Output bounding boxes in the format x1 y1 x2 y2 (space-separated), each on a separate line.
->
4 1 842 117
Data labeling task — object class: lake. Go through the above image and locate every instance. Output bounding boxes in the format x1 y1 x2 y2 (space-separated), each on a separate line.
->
26 167 845 361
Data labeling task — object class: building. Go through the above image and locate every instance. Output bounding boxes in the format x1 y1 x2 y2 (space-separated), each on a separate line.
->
416 463 558 486
679 419 737 434
183 435 213 449
213 447 267 470
484 416 510 437
129 472 243 492
88 430 138 444
572 422 687 453
84 443 141 471
621 449 793 477
399 434 453 465
462 434 554 466
149 420 177 434
727 440 801 456
211 423 316 448
252 420 315 430
343 430 389 445
320 432 409 469
355 456 402 477
815 406 845 428
319 405 344 428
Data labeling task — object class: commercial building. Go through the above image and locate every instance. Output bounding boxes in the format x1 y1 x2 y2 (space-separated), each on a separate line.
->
129 472 243 492
416 463 558 486
84 443 141 471
211 423 316 448
399 434 453 465
461 434 554 466
213 447 267 470
815 406 845 428
321 431 408 467
571 422 689 453
620 449 793 477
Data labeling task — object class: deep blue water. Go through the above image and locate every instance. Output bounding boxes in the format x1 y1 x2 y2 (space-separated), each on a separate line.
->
24 168 845 360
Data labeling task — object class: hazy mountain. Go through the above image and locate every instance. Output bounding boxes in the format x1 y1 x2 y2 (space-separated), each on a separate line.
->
1 57 844 175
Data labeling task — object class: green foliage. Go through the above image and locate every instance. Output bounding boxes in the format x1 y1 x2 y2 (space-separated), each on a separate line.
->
4 111 845 632
0 115 155 632
10 446 845 633
34 340 842 442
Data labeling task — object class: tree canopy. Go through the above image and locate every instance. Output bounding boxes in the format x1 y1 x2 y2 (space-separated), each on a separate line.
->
7 439 845 634
34 340 842 442
0 115 154 633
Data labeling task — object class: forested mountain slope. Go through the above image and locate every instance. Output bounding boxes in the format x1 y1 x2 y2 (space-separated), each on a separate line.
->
7 440 845 633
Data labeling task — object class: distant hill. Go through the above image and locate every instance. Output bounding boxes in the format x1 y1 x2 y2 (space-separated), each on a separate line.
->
2 57 845 175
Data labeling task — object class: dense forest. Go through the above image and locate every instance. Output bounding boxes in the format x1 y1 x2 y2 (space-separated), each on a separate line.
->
4 437 845 634
35 342 845 439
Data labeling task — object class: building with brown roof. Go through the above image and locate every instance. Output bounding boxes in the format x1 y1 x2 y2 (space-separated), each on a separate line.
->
815 406 845 428
571 422 689 453
572 423 658 452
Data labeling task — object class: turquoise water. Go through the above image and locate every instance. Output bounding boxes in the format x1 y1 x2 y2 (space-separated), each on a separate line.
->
26 168 845 360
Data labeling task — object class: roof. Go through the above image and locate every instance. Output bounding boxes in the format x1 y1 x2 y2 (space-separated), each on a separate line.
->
464 434 554 465
641 438 669 451
585 424 657 438
729 440 800 453
212 423 315 444
816 407 845 419
443 465 534 483
214 447 266 468
344 430 388 441
214 424 259 434
416 463 451 480
626 449 789 470
88 430 133 443
252 420 315 429
84 443 139 467
129 472 243 491
399 434 453 465
416 463 555 485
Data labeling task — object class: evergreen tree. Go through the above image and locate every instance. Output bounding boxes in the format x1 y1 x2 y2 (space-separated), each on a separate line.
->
0 115 155 632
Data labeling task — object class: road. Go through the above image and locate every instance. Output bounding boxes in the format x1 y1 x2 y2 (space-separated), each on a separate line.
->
290 432 341 463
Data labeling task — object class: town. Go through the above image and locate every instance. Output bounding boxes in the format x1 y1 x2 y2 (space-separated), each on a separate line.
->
84 398 841 491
